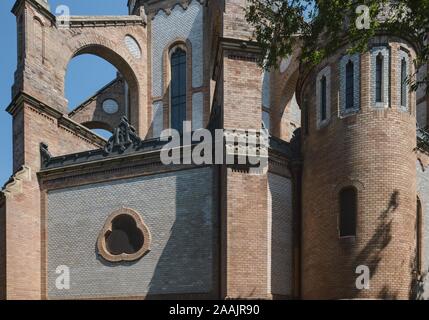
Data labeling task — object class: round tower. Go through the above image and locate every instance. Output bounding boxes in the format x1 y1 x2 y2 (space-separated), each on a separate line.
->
297 35 418 299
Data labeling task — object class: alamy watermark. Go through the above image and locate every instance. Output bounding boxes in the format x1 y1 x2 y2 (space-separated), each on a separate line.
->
55 5 70 29
159 122 269 174
55 265 70 290
355 265 370 290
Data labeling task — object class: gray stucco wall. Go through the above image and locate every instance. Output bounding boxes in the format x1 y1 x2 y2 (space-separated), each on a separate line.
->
47 167 216 299
268 173 293 296
416 161 429 299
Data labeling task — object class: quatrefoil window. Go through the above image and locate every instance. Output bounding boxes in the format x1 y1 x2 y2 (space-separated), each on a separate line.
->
97 208 151 262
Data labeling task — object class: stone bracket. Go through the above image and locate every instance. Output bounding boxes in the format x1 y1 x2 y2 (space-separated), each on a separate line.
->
1 165 32 199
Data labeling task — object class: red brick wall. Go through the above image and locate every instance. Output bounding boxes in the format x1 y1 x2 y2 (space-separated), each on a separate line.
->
5 102 102 300
13 2 148 135
69 77 127 132
299 40 418 299
0 196 5 300
222 169 269 299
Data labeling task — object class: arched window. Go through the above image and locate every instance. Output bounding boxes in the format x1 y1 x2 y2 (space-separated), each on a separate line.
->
345 60 355 110
339 187 357 237
320 75 327 121
170 47 187 134
400 57 407 108
376 53 383 103
316 66 331 128
416 197 423 274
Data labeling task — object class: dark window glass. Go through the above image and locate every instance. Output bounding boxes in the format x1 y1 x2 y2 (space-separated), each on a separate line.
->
106 214 144 255
376 53 383 103
416 198 423 273
170 48 187 133
345 60 354 110
339 187 357 237
320 76 327 121
401 57 407 107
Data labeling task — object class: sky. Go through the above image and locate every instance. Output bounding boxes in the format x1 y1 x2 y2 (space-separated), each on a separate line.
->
0 0 128 184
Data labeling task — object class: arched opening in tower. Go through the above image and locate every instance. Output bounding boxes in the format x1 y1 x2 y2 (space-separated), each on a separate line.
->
65 54 130 140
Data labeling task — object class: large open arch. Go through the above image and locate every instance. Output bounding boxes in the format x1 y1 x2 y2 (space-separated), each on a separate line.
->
63 39 141 134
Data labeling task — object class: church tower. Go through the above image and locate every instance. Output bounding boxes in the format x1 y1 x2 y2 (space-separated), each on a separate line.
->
297 31 418 299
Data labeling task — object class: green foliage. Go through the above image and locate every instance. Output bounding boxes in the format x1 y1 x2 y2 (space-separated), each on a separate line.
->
245 0 429 91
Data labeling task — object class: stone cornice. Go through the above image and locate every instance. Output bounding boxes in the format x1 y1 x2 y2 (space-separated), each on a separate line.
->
39 117 170 171
213 37 262 81
67 15 146 28
12 0 55 21
6 92 106 147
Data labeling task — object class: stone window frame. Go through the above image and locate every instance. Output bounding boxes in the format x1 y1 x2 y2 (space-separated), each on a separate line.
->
97 207 151 263
334 179 364 242
339 53 360 117
370 46 390 109
102 98 120 115
316 65 331 129
161 39 193 134
398 48 411 113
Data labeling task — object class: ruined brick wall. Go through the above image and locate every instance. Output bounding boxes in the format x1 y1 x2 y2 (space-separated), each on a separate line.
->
299 38 418 299
69 77 127 132
13 0 148 135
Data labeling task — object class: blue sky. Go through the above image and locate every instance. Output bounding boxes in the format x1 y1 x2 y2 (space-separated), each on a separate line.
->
0 0 128 183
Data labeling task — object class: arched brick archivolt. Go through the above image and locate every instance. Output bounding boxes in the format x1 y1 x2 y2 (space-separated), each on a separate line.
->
270 55 300 141
62 32 146 136
14 2 149 136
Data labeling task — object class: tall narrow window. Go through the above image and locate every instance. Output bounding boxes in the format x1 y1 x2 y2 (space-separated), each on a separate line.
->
416 197 423 274
400 57 407 108
320 76 327 121
345 61 354 109
17 15 23 62
170 47 187 134
339 187 357 237
376 53 383 103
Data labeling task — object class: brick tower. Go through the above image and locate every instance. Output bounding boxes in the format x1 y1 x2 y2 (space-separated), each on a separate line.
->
297 34 418 299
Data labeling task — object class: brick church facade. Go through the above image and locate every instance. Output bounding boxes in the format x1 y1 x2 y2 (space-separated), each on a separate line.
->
1 0 429 300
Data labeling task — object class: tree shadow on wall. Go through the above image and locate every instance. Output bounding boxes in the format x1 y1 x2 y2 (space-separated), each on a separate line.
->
352 190 399 300
145 169 218 299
